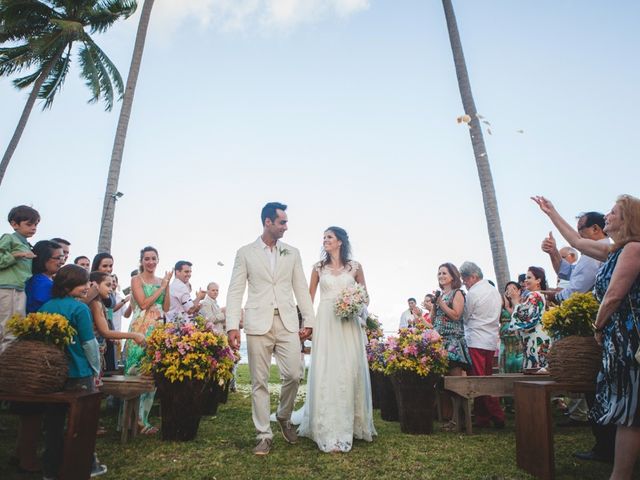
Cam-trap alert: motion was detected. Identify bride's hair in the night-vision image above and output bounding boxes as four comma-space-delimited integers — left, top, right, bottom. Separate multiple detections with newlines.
321, 226, 352, 269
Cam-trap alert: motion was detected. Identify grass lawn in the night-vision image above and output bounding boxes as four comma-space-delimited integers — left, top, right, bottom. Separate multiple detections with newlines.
0, 365, 630, 480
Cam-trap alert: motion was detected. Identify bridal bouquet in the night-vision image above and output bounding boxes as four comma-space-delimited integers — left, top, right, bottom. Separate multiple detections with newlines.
383, 322, 448, 377
141, 316, 238, 384
334, 284, 369, 321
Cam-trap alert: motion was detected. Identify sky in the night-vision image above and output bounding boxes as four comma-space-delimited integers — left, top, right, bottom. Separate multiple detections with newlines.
1, 0, 639, 333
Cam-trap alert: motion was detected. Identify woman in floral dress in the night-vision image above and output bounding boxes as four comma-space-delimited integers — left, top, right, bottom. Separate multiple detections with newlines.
508, 267, 551, 370
124, 246, 171, 434
425, 262, 471, 428
499, 281, 524, 373
534, 194, 640, 479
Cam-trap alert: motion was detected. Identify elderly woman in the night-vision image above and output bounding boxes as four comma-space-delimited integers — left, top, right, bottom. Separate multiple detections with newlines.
534, 194, 640, 480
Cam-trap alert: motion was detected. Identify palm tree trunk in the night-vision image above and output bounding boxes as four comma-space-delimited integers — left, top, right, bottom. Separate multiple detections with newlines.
0, 54, 61, 188
441, 0, 510, 288
97, 0, 155, 253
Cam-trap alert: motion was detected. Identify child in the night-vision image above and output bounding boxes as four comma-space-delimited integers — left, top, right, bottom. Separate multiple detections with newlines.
0, 205, 39, 353
39, 265, 107, 479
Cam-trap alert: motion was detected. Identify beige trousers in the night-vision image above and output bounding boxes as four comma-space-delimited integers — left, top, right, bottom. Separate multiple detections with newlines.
246, 313, 302, 440
0, 288, 26, 354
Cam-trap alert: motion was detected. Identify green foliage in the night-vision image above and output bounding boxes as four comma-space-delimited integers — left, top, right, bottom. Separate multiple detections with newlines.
0, 0, 137, 110
542, 292, 600, 338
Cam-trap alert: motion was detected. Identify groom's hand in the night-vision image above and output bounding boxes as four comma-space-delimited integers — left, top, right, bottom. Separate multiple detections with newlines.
227, 329, 241, 350
299, 327, 312, 341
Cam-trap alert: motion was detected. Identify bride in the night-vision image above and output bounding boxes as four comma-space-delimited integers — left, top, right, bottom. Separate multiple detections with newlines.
297, 226, 377, 452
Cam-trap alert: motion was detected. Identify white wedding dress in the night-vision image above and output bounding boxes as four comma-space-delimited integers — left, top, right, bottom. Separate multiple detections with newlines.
296, 261, 377, 452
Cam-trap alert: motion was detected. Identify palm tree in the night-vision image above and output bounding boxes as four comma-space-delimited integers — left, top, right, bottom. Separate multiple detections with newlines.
97, 0, 154, 253
441, 0, 511, 288
0, 0, 138, 188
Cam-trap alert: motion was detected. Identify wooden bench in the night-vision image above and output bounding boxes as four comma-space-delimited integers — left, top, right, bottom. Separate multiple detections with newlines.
514, 380, 595, 480
0, 390, 101, 480
100, 375, 155, 443
443, 373, 550, 434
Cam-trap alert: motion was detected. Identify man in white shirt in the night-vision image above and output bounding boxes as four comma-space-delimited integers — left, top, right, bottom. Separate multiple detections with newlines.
399, 298, 421, 329
460, 261, 504, 428
168, 260, 205, 321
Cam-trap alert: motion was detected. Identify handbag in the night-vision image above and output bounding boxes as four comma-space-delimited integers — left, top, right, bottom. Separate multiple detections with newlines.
629, 296, 640, 364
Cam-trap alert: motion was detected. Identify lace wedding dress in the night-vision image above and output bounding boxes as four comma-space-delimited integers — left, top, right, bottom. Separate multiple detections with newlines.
297, 261, 376, 452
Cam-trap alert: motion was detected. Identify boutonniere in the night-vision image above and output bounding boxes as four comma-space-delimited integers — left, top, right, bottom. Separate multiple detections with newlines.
279, 247, 290, 257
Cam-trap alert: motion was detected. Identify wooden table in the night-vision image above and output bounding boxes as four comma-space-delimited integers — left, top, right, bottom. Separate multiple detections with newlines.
514, 380, 595, 480
443, 373, 549, 434
100, 375, 155, 443
0, 390, 101, 480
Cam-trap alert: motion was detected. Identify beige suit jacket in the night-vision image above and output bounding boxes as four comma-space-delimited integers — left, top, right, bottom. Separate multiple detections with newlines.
226, 238, 315, 335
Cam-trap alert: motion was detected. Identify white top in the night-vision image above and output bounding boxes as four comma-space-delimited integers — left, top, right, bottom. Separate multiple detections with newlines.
260, 237, 278, 274
399, 309, 415, 329
112, 290, 125, 331
168, 278, 193, 321
463, 279, 502, 351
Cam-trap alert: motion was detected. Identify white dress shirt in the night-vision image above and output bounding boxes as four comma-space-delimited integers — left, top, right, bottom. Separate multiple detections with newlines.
168, 278, 194, 321
463, 279, 502, 351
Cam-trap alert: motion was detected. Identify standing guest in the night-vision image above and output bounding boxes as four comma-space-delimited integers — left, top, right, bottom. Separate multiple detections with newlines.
399, 297, 422, 329
541, 212, 609, 304
425, 262, 471, 429
25, 241, 65, 313
124, 246, 172, 435
111, 274, 129, 332
73, 256, 91, 271
0, 205, 38, 353
200, 282, 226, 333
50, 238, 70, 265
557, 247, 578, 288
39, 265, 106, 478
508, 267, 551, 370
12, 240, 63, 473
460, 261, 505, 429
517, 273, 529, 298
421, 294, 435, 324
91, 253, 117, 370
499, 281, 524, 373
167, 261, 206, 321
534, 196, 640, 475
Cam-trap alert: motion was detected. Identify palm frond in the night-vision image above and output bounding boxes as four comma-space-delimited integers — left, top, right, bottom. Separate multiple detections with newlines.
0, 43, 38, 76
78, 40, 102, 103
12, 68, 40, 89
39, 47, 71, 108
0, 0, 57, 42
87, 0, 137, 34
81, 33, 123, 108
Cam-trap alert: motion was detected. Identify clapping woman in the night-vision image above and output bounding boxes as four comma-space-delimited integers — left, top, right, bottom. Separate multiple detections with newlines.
534, 194, 640, 479
124, 246, 171, 435
508, 267, 551, 370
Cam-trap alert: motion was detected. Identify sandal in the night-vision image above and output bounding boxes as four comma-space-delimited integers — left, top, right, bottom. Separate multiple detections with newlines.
441, 420, 457, 432
139, 425, 159, 435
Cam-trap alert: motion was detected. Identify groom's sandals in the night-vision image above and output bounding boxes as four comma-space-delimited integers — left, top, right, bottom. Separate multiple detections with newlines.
276, 417, 298, 444
253, 438, 273, 456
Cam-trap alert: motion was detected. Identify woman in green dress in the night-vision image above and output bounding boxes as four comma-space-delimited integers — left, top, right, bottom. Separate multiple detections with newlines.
499, 281, 524, 373
124, 246, 172, 434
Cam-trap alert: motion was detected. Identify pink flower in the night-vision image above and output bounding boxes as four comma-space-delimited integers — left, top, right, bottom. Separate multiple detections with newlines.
403, 345, 418, 356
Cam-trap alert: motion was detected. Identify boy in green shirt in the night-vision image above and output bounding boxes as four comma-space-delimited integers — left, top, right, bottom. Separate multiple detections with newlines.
0, 205, 39, 353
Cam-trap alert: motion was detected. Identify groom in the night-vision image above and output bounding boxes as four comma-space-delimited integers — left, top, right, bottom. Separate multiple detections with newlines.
226, 202, 315, 455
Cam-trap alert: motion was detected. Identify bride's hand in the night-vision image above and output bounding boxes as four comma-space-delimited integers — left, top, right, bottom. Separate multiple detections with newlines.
299, 327, 312, 341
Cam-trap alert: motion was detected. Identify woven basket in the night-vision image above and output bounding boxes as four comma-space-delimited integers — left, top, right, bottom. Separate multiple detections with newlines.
547, 335, 602, 385
0, 340, 68, 394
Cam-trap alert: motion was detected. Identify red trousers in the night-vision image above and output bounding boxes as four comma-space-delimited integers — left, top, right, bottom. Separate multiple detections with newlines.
469, 347, 505, 425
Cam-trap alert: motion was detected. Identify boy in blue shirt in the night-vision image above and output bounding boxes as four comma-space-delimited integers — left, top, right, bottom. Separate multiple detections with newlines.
0, 205, 39, 353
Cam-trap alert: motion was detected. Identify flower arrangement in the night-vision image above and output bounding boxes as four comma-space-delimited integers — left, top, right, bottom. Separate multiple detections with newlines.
365, 313, 383, 343
7, 312, 76, 347
334, 284, 369, 321
383, 322, 448, 377
542, 292, 600, 339
141, 316, 238, 384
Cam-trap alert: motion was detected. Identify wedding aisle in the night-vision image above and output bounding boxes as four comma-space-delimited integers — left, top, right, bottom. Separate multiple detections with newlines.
0, 364, 626, 480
